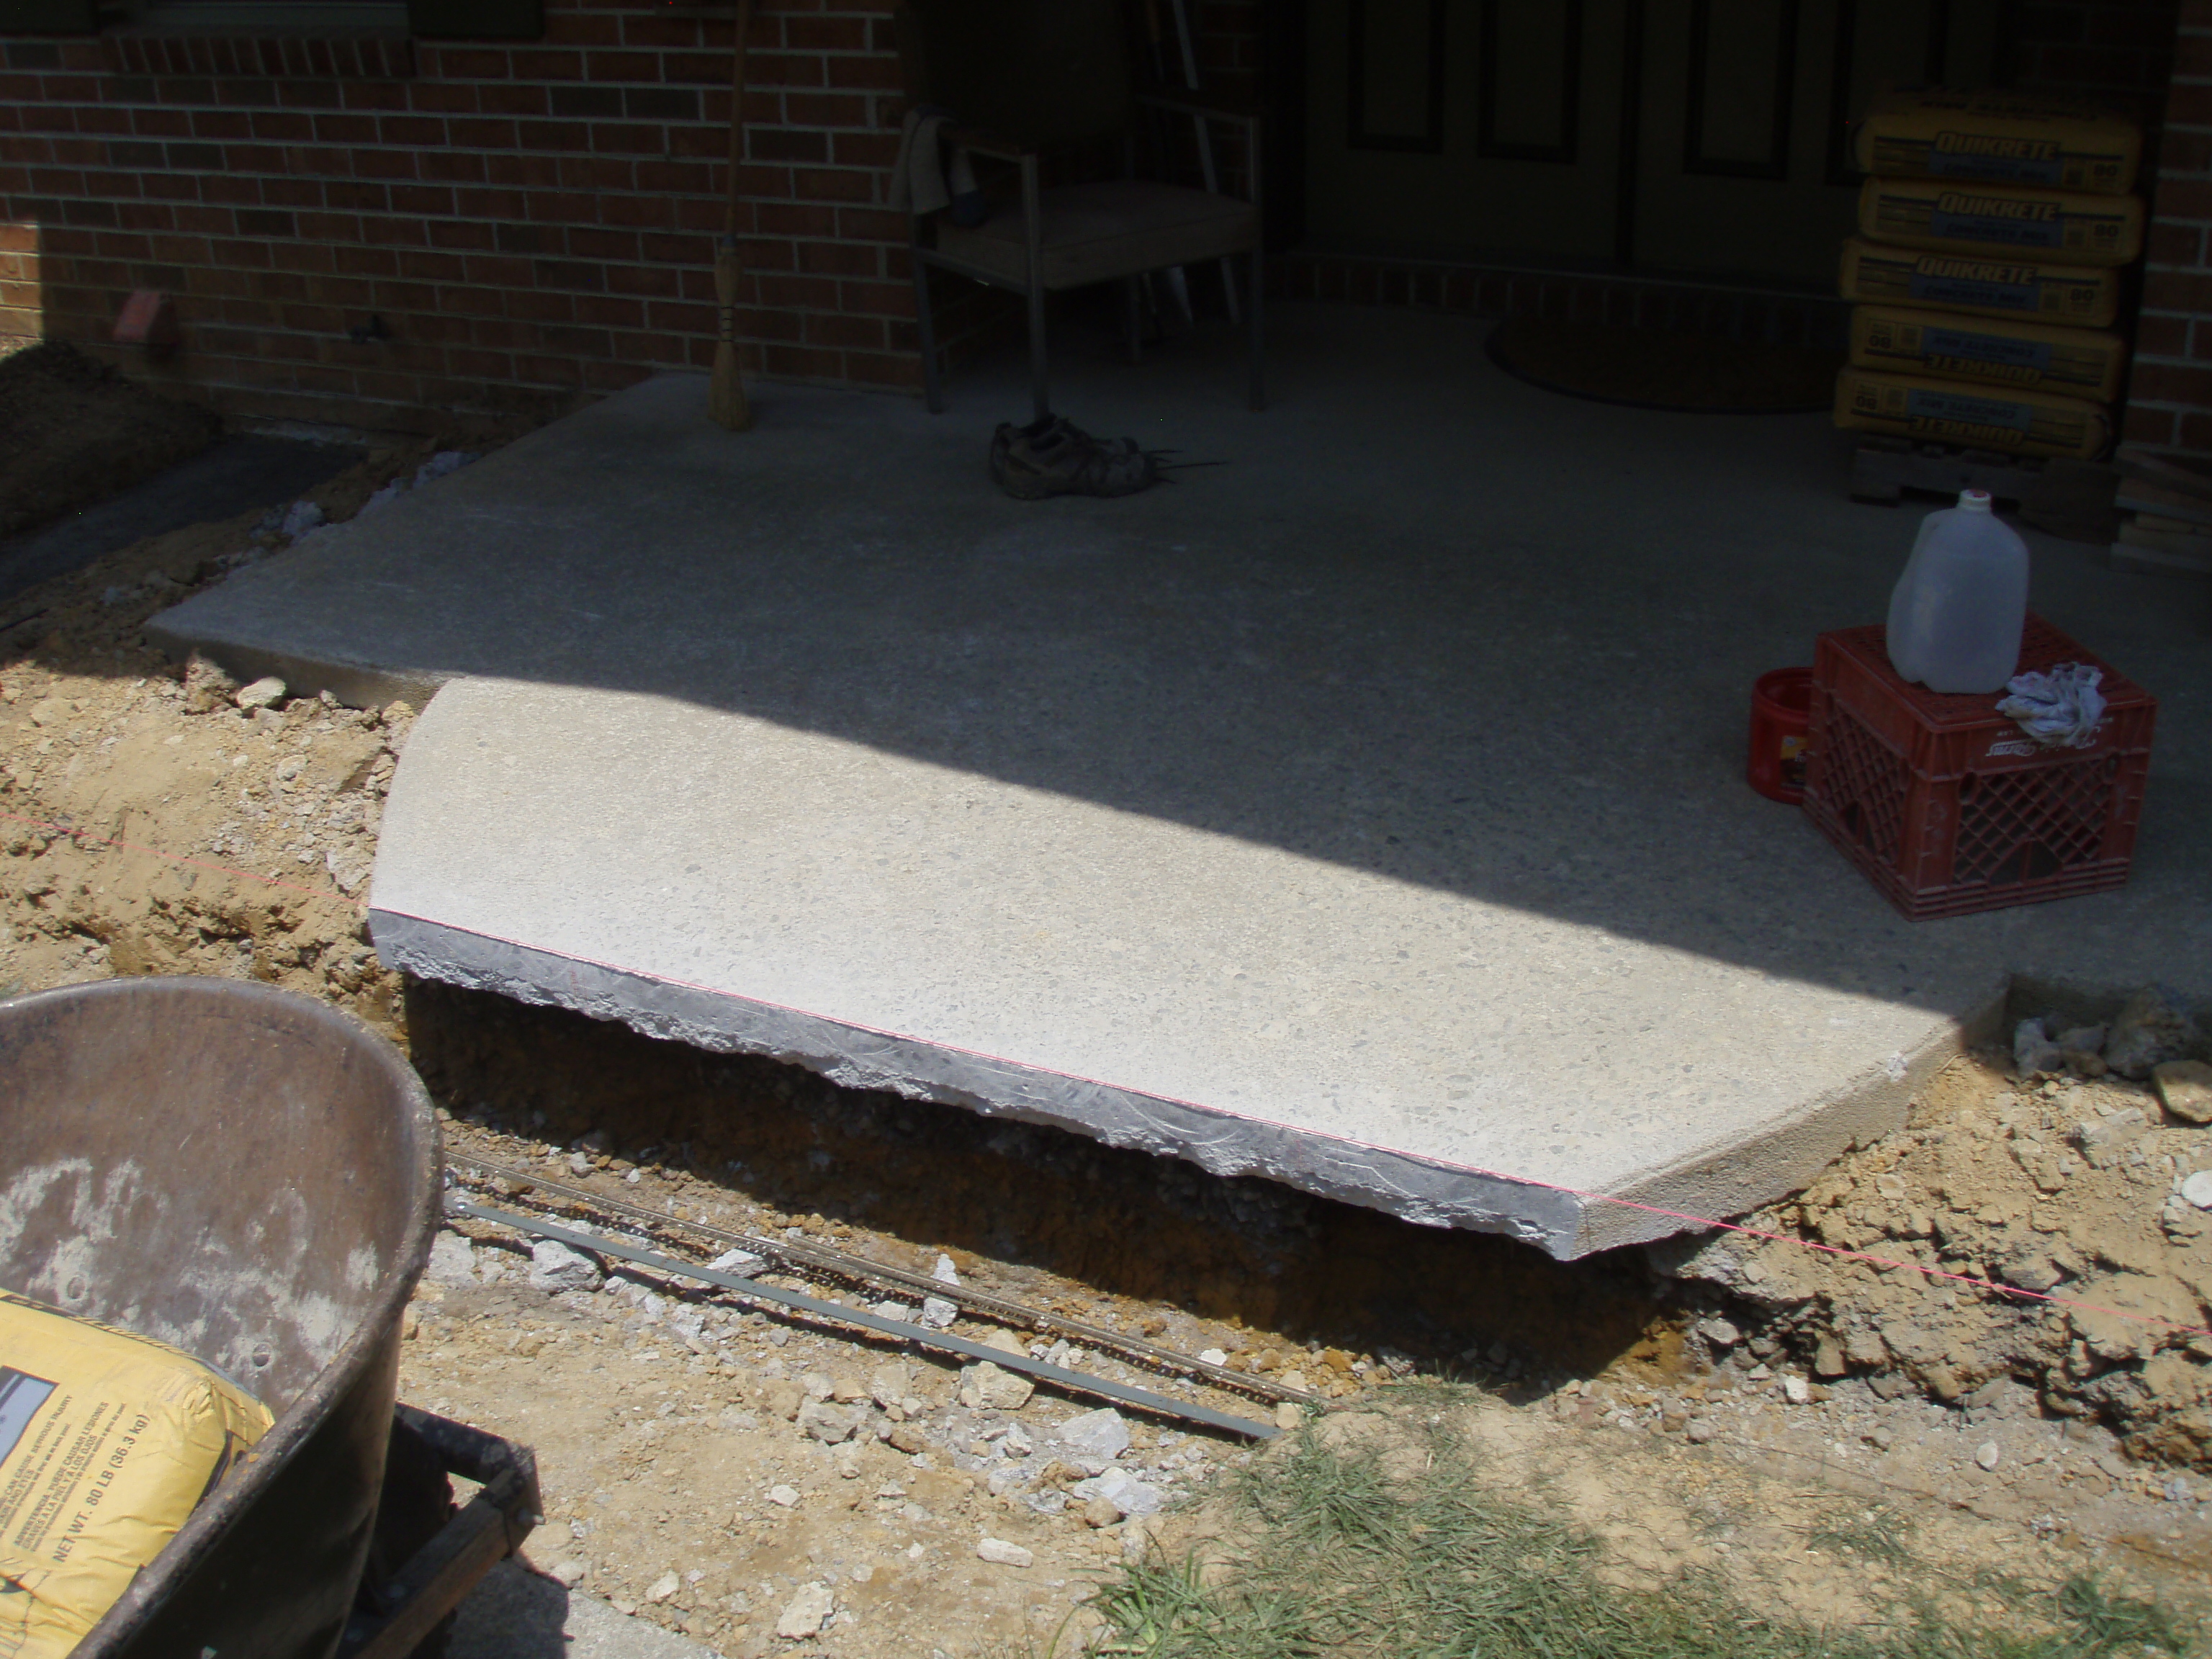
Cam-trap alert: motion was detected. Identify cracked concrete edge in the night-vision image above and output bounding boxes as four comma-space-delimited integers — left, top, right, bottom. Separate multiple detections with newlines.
367, 909, 1596, 1256
368, 907, 2027, 1262
143, 611, 444, 711
1576, 981, 2011, 1257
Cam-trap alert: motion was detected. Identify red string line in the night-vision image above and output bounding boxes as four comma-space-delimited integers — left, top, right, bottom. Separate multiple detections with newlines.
0, 807, 349, 902
378, 905, 2212, 1345
10, 809, 2203, 1345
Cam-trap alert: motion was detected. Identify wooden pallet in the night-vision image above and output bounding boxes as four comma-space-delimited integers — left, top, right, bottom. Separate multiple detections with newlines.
2110, 448, 2212, 577
1848, 436, 2048, 508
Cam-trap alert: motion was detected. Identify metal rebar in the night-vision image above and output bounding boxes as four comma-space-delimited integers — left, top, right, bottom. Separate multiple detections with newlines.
449, 1197, 1285, 1441
445, 1153, 1329, 1407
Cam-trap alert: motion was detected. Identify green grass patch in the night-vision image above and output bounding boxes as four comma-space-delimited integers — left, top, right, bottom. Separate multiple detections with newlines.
1086, 1411, 2203, 1659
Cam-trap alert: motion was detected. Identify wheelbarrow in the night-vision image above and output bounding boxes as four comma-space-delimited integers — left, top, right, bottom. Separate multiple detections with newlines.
0, 977, 539, 1659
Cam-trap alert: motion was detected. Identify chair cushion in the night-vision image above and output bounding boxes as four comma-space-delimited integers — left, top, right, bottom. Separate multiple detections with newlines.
935, 180, 1259, 291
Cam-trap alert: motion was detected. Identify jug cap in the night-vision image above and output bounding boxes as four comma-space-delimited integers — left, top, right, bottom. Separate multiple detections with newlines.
1956, 488, 1994, 513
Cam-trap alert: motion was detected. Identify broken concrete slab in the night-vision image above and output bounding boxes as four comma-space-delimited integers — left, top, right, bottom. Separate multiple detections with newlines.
149, 306, 2212, 1256
366, 670, 1971, 1256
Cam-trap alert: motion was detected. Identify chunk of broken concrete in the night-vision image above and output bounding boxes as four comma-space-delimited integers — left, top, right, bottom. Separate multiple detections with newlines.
1070, 1465, 1162, 1516
426, 1231, 475, 1286
2075, 1107, 2149, 1165
527, 1238, 602, 1293
797, 1398, 870, 1444
959, 1361, 1033, 1411
1053, 1408, 1131, 1460
775, 1581, 835, 1638
234, 675, 287, 710
976, 1537, 1033, 1567
2105, 984, 2205, 1081
2056, 1024, 2107, 1056
2152, 1060, 2212, 1125
2013, 1018, 2064, 1076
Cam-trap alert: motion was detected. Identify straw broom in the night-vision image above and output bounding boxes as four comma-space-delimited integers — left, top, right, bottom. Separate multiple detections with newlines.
710, 0, 755, 431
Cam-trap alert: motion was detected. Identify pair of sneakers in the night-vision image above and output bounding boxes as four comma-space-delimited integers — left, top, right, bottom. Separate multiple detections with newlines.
989, 414, 1163, 499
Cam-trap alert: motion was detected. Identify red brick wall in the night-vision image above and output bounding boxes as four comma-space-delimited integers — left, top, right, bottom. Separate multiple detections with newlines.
0, 0, 926, 431
0, 213, 35, 343
2013, 0, 2181, 128
2127, 0, 2212, 462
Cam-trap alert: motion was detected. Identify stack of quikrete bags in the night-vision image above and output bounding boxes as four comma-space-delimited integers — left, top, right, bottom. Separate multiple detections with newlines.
1835, 90, 2143, 461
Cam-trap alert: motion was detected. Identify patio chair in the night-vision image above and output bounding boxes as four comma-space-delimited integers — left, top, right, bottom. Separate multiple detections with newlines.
896, 0, 1264, 421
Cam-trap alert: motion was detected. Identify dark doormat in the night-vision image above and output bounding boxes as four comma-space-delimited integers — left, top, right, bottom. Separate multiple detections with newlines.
1487, 315, 1843, 413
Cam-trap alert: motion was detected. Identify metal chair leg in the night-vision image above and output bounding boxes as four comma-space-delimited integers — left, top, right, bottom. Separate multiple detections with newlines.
1028, 283, 1051, 426
914, 256, 945, 414
1247, 245, 1264, 411
1021, 156, 1049, 425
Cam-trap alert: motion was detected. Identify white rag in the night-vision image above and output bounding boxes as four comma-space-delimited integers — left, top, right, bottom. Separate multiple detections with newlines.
889, 107, 978, 217
1997, 662, 2106, 748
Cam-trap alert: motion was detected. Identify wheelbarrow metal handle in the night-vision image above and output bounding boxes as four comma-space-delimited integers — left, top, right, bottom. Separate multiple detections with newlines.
334, 1411, 541, 1659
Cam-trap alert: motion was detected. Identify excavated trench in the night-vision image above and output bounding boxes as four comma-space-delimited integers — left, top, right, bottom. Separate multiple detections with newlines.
405, 979, 1698, 1388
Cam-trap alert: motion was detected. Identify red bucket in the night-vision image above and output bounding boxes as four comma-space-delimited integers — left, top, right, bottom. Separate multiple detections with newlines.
1748, 667, 1812, 804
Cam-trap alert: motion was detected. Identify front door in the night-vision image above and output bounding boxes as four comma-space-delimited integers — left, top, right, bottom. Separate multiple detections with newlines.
1305, 0, 2002, 286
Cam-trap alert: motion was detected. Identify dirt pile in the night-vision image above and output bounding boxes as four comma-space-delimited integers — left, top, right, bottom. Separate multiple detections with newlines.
1655, 1035, 2212, 1473
0, 430, 517, 1028
0, 342, 223, 539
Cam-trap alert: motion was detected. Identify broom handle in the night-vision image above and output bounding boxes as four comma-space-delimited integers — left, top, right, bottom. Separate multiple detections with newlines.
726, 0, 752, 243
711, 0, 756, 431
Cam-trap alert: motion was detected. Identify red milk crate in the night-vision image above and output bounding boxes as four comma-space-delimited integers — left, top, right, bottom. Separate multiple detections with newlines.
1802, 615, 2157, 920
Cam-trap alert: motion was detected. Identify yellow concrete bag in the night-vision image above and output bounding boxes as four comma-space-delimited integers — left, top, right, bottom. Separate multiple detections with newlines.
1855, 89, 2141, 195
0, 1292, 271, 1658
1833, 367, 2111, 460
1859, 179, 2143, 267
1838, 237, 2120, 328
1848, 305, 2127, 400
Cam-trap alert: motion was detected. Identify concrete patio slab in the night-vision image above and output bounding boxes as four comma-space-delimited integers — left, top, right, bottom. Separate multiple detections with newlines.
149, 305, 2212, 1256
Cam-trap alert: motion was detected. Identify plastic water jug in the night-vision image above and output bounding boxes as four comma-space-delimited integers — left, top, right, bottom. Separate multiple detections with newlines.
1884, 489, 2029, 694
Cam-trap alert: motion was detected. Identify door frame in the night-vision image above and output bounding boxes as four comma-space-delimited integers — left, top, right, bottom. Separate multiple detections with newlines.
1264, 0, 2033, 273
